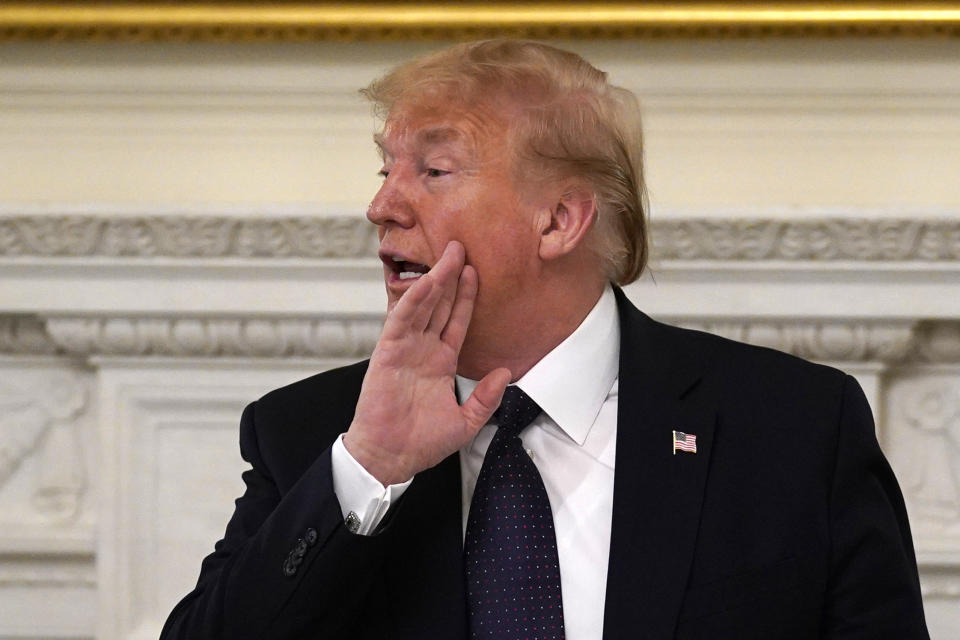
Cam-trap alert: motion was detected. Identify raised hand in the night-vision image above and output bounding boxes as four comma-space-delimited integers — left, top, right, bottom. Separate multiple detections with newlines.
343, 241, 512, 486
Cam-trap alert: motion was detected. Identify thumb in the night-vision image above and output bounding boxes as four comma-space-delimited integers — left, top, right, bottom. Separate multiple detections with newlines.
461, 367, 512, 434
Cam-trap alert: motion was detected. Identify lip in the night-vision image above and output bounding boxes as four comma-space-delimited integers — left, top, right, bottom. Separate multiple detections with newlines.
378, 247, 432, 292
384, 268, 421, 294
378, 247, 413, 265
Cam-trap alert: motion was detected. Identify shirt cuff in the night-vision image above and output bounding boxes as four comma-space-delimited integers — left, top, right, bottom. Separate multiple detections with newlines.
330, 434, 413, 535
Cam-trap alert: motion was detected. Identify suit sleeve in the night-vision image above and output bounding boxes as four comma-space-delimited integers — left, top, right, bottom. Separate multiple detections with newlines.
159, 401, 394, 640
821, 375, 929, 639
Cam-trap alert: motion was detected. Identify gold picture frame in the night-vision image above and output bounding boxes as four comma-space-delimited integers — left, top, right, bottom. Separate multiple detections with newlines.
2, 2, 960, 42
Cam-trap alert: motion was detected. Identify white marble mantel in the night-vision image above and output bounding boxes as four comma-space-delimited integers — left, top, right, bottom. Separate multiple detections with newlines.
1, 208, 959, 639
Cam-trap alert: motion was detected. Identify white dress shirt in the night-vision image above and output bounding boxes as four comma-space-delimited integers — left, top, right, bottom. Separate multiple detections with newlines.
331, 285, 620, 639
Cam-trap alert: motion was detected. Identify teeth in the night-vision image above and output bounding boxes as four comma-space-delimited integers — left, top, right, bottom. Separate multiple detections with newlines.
398, 272, 421, 280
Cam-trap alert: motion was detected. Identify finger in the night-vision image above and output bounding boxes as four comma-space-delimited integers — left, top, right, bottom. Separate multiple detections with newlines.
409, 242, 461, 333
380, 267, 436, 340
427, 241, 465, 292
461, 367, 512, 434
427, 243, 465, 335
440, 263, 477, 351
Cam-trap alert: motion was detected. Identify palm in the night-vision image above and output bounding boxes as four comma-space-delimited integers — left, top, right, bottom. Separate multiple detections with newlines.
345, 242, 511, 486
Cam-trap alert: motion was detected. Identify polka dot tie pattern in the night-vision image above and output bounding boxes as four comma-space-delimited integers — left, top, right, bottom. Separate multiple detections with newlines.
464, 386, 566, 640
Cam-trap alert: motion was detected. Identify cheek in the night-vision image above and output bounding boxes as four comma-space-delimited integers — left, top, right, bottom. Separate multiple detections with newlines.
423, 205, 467, 257
420, 190, 479, 247
468, 224, 533, 284
430, 188, 532, 274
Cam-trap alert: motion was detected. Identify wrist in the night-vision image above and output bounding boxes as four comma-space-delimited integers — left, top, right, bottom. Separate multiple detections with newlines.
342, 430, 414, 486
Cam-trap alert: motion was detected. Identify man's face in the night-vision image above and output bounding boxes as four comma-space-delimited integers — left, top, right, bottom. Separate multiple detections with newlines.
367, 99, 543, 316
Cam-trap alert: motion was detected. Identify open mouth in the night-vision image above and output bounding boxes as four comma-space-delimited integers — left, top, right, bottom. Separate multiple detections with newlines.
384, 255, 431, 281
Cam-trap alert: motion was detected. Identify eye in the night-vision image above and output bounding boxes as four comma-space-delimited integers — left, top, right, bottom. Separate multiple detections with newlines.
377, 169, 389, 178
426, 168, 450, 178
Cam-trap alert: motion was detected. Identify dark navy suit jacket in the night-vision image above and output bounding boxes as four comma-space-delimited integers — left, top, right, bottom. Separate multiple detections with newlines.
161, 289, 928, 639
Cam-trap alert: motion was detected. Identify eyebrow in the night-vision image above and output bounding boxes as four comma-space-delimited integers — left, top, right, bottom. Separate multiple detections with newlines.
373, 132, 386, 156
415, 126, 462, 147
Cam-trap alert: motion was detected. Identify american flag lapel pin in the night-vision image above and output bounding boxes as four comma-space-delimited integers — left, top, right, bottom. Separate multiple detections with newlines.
673, 430, 697, 455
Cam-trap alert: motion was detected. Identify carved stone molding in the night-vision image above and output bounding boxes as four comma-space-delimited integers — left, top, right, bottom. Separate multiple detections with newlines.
674, 320, 918, 363
2, 214, 960, 262
652, 219, 960, 262
919, 574, 960, 599
2, 314, 960, 365
44, 316, 383, 359
0, 559, 96, 588
0, 214, 379, 259
0, 316, 57, 355
915, 322, 960, 363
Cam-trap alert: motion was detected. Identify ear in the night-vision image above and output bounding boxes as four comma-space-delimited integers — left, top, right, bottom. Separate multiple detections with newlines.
537, 184, 598, 262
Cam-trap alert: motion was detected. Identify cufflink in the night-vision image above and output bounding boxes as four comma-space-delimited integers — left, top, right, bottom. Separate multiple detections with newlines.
345, 511, 361, 534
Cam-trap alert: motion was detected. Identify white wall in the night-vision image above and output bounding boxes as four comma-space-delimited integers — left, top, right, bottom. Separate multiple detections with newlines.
0, 38, 958, 639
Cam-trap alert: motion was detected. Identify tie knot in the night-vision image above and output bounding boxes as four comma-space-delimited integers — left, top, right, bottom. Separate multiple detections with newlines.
494, 386, 542, 436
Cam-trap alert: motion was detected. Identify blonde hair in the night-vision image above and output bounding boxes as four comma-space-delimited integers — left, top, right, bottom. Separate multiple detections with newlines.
362, 39, 648, 285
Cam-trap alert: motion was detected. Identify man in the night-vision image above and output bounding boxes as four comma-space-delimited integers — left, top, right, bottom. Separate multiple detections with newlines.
161, 40, 928, 639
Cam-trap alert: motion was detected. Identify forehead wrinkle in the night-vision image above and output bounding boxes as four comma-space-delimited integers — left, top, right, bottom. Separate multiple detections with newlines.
415, 126, 462, 148
416, 125, 482, 166
374, 123, 468, 160
378, 103, 512, 169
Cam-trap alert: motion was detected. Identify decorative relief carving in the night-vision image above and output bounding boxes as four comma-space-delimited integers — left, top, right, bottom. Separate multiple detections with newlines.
915, 322, 960, 363
233, 217, 378, 258
674, 320, 917, 363
0, 314, 958, 364
0, 215, 380, 259
891, 378, 960, 539
653, 219, 960, 261
0, 316, 58, 354
0, 372, 88, 521
44, 317, 383, 359
3, 215, 960, 262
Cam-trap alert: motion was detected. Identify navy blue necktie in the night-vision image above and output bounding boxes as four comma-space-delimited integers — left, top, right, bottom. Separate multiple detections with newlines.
464, 386, 566, 640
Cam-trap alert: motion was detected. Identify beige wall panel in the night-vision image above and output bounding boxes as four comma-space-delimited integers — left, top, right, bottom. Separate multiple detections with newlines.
1, 39, 959, 213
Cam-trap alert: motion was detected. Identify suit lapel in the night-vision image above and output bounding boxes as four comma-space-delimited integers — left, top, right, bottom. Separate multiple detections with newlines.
603, 289, 718, 640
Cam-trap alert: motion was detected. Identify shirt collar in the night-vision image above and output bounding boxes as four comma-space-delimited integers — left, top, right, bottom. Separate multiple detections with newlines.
456, 284, 620, 446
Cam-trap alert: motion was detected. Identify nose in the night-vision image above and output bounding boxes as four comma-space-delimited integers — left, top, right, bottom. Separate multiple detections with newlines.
366, 176, 415, 229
